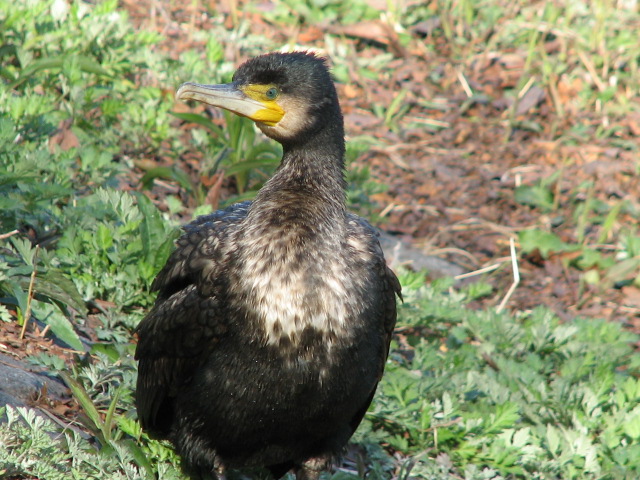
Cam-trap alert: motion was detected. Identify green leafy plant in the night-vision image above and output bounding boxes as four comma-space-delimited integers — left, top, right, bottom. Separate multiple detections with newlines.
361, 271, 640, 479
0, 238, 86, 350
170, 109, 282, 199
260, 0, 379, 26
53, 189, 178, 312
515, 169, 639, 297
0, 404, 182, 480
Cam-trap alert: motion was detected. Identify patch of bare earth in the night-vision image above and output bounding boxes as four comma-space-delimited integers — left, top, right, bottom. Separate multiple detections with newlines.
122, 1, 639, 330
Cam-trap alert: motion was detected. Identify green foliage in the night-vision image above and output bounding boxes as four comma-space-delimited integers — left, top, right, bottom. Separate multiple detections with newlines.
515, 172, 640, 291
53, 189, 178, 311
360, 272, 640, 479
345, 136, 390, 221
0, 0, 163, 236
171, 109, 282, 198
0, 0, 177, 152
5, 267, 637, 479
514, 184, 555, 212
0, 238, 86, 350
0, 0, 182, 338
372, 89, 412, 133
0, 6, 204, 476
0, 404, 182, 480
0, 187, 176, 352
0, 337, 184, 479
518, 229, 572, 259
260, 0, 379, 26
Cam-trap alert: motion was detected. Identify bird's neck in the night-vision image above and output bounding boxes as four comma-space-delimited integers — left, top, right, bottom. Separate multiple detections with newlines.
238, 122, 352, 348
253, 122, 347, 220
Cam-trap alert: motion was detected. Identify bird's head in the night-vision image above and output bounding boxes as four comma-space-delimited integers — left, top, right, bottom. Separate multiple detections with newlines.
176, 51, 341, 146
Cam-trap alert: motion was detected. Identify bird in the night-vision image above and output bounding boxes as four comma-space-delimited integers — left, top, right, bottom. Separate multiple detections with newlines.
134, 51, 401, 480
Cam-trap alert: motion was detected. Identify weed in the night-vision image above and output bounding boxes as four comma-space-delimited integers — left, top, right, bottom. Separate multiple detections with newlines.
362, 272, 640, 478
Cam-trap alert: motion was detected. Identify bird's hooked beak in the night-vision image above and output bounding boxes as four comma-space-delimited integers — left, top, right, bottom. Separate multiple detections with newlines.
176, 82, 285, 127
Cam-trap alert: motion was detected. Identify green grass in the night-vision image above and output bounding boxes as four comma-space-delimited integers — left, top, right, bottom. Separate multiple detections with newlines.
1, 0, 639, 479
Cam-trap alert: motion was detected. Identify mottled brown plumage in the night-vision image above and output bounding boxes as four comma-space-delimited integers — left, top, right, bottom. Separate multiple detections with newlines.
135, 51, 401, 480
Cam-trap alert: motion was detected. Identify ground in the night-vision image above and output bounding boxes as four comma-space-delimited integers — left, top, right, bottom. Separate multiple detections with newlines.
1, 0, 639, 452
122, 0, 640, 329
4, 0, 640, 364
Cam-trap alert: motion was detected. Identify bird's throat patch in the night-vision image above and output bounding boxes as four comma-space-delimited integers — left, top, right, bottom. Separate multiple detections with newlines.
251, 106, 284, 126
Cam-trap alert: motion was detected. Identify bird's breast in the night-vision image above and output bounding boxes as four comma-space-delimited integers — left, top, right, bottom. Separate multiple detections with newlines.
231, 227, 364, 349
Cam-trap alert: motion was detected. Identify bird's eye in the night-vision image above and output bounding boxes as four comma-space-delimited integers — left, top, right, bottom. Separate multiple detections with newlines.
265, 87, 279, 100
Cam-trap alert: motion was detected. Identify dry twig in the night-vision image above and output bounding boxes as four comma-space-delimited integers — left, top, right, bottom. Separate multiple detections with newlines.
0, 229, 20, 240
20, 245, 40, 340
496, 237, 519, 313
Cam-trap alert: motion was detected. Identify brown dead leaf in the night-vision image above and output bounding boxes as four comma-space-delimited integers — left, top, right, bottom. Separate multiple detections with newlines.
453, 124, 473, 145
173, 99, 192, 113
342, 84, 360, 100
531, 140, 558, 152
557, 75, 583, 105
298, 25, 323, 43
516, 85, 546, 115
622, 286, 640, 309
48, 120, 79, 153
496, 52, 526, 70
204, 172, 225, 211
51, 401, 74, 417
331, 21, 406, 57
412, 18, 442, 37
472, 51, 525, 89
626, 112, 640, 136
333, 21, 390, 44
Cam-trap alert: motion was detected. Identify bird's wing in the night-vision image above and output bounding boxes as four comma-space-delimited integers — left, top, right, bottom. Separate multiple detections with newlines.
345, 215, 402, 432
150, 201, 251, 299
134, 201, 251, 435
346, 213, 402, 351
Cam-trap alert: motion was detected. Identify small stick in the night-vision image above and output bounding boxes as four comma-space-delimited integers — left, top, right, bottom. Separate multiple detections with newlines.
496, 238, 519, 313
456, 68, 473, 98
20, 244, 40, 339
0, 229, 20, 240
378, 202, 396, 218
454, 262, 502, 280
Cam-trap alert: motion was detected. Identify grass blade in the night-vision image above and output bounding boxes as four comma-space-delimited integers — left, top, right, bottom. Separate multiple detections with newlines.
59, 371, 104, 435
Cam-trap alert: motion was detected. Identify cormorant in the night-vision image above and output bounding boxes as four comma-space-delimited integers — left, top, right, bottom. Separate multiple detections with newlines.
135, 51, 401, 480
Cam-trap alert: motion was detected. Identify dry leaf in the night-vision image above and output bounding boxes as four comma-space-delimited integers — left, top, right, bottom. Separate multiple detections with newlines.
48, 120, 79, 153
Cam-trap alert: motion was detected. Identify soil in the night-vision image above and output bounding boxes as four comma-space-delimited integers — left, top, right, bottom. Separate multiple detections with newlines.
116, 0, 639, 327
